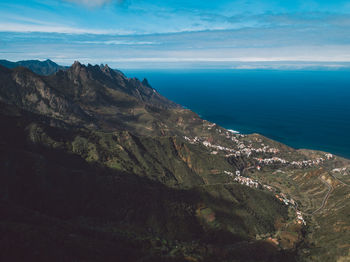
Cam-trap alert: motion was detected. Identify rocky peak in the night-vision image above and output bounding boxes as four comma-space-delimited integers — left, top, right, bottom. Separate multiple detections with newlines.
49, 61, 178, 108
102, 64, 111, 71
68, 61, 89, 80
101, 64, 118, 78
71, 61, 83, 70
142, 78, 151, 88
44, 59, 55, 65
87, 63, 102, 72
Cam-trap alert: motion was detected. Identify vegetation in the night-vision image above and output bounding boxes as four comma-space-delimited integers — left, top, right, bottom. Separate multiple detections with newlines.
0, 61, 349, 261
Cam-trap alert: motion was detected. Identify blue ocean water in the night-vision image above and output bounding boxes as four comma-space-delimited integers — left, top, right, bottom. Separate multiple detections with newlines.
124, 69, 350, 159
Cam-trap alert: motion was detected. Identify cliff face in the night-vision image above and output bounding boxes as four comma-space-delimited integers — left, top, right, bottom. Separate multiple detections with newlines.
0, 61, 350, 262
0, 65, 90, 125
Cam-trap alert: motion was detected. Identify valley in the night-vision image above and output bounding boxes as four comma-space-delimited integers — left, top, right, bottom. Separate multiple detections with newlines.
0, 60, 349, 261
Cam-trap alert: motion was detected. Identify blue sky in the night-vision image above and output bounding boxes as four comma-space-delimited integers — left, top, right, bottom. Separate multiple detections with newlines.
1, 0, 350, 68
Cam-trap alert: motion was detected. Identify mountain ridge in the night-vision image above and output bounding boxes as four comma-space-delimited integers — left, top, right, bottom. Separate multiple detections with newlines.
0, 59, 66, 76
0, 60, 350, 261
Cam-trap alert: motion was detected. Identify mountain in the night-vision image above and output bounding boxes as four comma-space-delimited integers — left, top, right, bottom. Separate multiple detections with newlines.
0, 59, 66, 75
0, 61, 350, 262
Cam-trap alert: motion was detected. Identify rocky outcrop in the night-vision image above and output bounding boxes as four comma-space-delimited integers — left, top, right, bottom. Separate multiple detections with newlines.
0, 62, 180, 130
1, 60, 350, 262
0, 65, 90, 125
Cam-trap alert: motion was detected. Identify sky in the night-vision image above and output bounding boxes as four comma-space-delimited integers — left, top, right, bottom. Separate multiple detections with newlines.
1, 0, 350, 68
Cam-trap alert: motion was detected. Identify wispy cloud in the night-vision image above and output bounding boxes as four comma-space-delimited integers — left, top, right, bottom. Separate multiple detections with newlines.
2, 0, 350, 68
79, 40, 159, 45
63, 0, 114, 8
0, 22, 133, 35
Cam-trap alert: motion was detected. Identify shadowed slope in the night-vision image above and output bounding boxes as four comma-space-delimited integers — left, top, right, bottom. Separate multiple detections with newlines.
0, 102, 294, 262
0, 61, 349, 261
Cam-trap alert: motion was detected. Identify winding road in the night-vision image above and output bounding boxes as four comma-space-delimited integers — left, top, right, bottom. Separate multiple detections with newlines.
307, 175, 333, 215
203, 167, 349, 217
329, 172, 350, 187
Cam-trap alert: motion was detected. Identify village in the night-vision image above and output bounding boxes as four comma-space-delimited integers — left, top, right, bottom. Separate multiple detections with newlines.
183, 133, 280, 159
224, 170, 260, 188
184, 124, 332, 227
332, 166, 349, 175
255, 154, 333, 168
184, 128, 334, 171
223, 170, 307, 225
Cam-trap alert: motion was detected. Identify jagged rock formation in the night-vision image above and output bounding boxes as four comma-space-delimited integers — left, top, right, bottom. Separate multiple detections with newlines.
0, 61, 350, 262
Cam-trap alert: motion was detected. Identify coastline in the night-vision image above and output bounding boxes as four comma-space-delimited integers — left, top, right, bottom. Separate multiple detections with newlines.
123, 70, 350, 160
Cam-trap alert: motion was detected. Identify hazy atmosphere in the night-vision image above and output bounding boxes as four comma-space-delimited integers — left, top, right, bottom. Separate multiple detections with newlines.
1, 1, 350, 262
2, 0, 350, 68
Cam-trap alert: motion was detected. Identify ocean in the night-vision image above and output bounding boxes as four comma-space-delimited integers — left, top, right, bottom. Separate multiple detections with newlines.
124, 69, 350, 159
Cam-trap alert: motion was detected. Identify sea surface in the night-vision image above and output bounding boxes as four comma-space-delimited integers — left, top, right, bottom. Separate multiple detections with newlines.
124, 69, 350, 159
